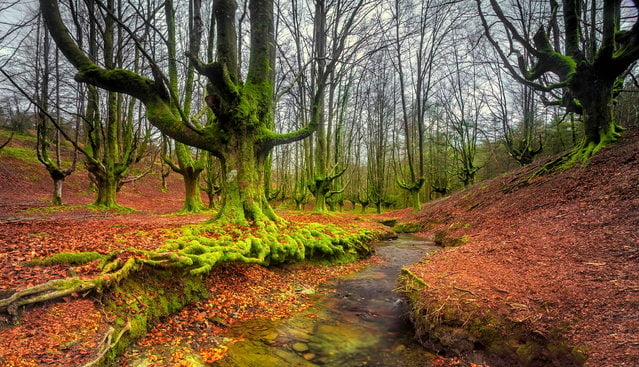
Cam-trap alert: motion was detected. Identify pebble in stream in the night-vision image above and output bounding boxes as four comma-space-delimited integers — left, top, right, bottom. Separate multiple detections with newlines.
215, 236, 440, 367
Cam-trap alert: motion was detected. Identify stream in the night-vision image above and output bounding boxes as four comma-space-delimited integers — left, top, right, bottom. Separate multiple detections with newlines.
215, 235, 440, 367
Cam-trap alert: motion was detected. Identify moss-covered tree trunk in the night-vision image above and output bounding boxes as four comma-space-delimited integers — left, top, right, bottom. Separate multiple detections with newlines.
162, 0, 207, 213
91, 166, 120, 208
164, 142, 206, 212
359, 200, 369, 214
409, 189, 420, 212
478, 0, 639, 166
574, 71, 621, 158
182, 168, 204, 212
375, 201, 382, 214
214, 134, 276, 224
40, 0, 318, 224
52, 175, 64, 206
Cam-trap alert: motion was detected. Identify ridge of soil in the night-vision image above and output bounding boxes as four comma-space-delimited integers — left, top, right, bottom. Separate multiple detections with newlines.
382, 129, 639, 366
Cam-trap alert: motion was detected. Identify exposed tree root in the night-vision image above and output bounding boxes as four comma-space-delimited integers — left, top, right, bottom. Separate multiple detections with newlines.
0, 220, 380, 314
82, 321, 131, 367
0, 279, 95, 315
531, 124, 624, 180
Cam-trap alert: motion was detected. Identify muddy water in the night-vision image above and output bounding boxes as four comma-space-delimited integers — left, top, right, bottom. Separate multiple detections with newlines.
216, 235, 439, 367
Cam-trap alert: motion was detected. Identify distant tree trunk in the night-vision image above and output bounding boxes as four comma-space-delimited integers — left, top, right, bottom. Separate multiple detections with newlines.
163, 0, 206, 213
35, 20, 77, 205
53, 176, 64, 205
182, 167, 204, 212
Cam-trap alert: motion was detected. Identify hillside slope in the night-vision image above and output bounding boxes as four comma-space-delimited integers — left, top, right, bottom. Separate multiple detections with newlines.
388, 130, 638, 366
0, 130, 191, 215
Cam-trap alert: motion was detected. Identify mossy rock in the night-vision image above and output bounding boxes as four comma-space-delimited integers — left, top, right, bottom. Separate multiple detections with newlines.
393, 221, 423, 233
378, 219, 397, 227
433, 231, 468, 247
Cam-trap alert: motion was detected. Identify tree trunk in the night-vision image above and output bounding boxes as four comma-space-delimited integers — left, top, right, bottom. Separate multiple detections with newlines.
217, 135, 276, 225
52, 178, 63, 205
582, 85, 618, 148
93, 174, 119, 208
312, 184, 328, 212
569, 71, 622, 162
182, 169, 204, 212
327, 200, 335, 212
360, 203, 368, 214
410, 188, 421, 212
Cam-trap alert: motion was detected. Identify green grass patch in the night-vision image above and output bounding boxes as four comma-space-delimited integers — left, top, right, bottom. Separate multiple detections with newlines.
87, 203, 136, 214
1, 146, 40, 164
22, 205, 85, 215
0, 129, 36, 142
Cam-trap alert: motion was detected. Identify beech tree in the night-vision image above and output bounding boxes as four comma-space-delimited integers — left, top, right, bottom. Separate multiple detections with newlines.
35, 25, 78, 205
477, 0, 639, 165
391, 0, 456, 211
81, 0, 152, 208
440, 38, 484, 187
40, 0, 319, 224
161, 0, 207, 213
487, 64, 543, 166
305, 0, 367, 212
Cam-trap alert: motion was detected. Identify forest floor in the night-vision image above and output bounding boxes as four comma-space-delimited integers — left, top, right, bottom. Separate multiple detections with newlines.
0, 128, 637, 366
377, 129, 639, 366
0, 131, 403, 366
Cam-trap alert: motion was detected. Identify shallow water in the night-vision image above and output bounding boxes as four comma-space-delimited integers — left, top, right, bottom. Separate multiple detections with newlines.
215, 235, 440, 367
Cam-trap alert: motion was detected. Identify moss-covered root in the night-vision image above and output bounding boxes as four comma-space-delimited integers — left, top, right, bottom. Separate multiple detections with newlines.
2, 221, 381, 315
85, 270, 209, 367
532, 123, 624, 179
0, 255, 139, 315
26, 251, 107, 266
397, 269, 588, 366
0, 278, 96, 315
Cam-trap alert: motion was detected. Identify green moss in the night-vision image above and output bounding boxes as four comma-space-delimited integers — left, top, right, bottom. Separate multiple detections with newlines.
571, 345, 590, 363
433, 231, 468, 247
393, 221, 422, 233
448, 222, 471, 229
1, 146, 42, 164
0, 129, 36, 142
23, 215, 385, 364
87, 203, 135, 213
516, 341, 540, 362
98, 269, 209, 365
27, 251, 106, 266
378, 219, 397, 227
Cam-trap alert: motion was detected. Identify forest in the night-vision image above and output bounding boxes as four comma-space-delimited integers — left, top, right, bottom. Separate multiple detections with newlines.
0, 0, 637, 366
